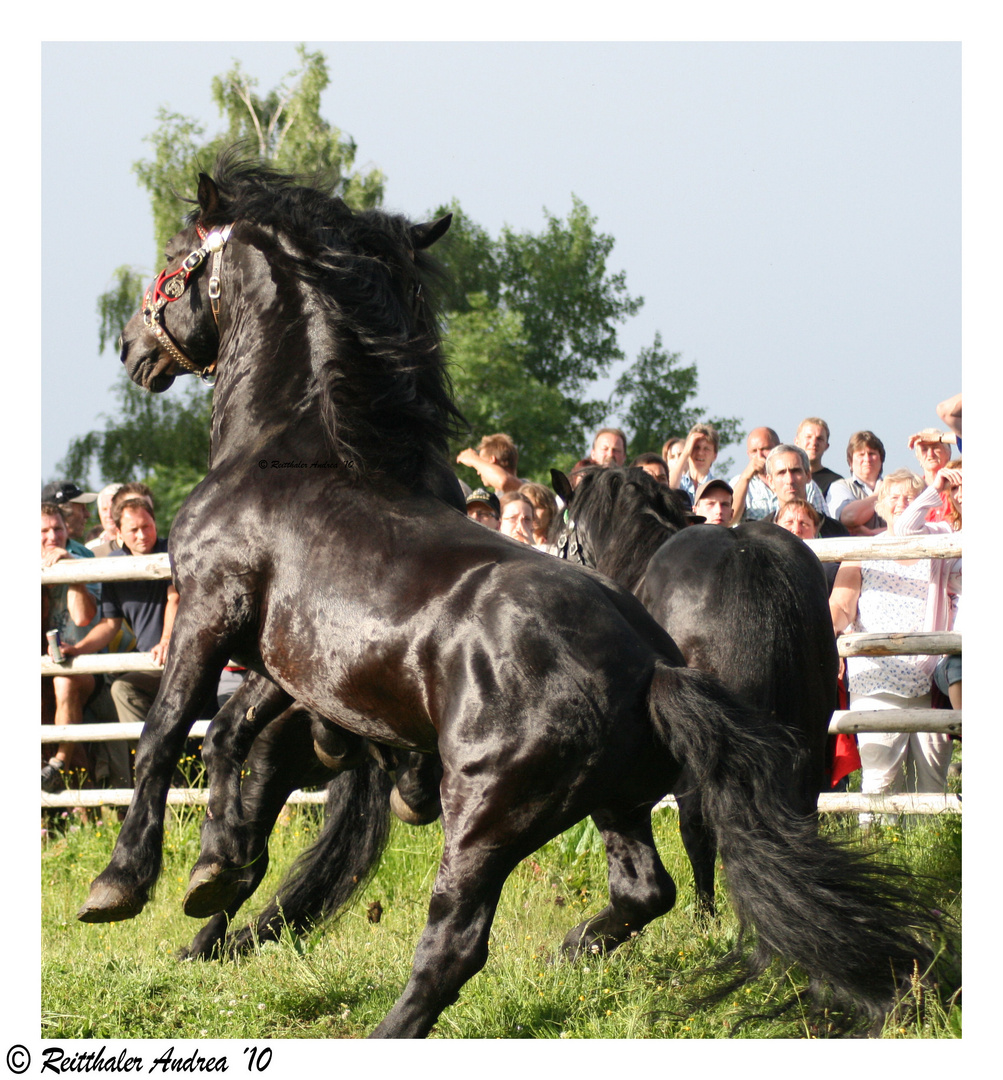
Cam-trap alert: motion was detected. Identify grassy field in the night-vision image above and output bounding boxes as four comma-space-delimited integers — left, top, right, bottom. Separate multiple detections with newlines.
41, 784, 961, 1041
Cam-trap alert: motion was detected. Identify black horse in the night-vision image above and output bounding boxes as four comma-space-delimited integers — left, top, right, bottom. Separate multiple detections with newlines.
80, 157, 937, 1037
553, 465, 837, 914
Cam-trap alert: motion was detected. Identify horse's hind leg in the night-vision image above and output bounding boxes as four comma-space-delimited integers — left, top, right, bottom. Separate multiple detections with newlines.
370, 762, 571, 1039
369, 842, 514, 1037
674, 774, 717, 918
180, 707, 337, 957
561, 805, 677, 959
183, 674, 295, 917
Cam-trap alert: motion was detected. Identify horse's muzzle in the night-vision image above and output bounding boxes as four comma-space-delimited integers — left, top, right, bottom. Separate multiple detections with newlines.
119, 313, 177, 392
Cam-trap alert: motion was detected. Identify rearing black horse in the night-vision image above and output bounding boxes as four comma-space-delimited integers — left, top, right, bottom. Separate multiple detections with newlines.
79, 158, 937, 1037
553, 465, 837, 914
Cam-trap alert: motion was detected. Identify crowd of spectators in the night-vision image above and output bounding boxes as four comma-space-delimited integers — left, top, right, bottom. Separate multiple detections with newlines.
41, 482, 177, 794
456, 396, 962, 814
42, 394, 962, 817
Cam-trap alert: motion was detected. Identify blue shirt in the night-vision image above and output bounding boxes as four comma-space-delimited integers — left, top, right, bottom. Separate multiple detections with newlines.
100, 538, 171, 652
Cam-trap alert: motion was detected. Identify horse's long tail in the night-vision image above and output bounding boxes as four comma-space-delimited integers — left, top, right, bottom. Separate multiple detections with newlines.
648, 661, 941, 1028
227, 757, 393, 953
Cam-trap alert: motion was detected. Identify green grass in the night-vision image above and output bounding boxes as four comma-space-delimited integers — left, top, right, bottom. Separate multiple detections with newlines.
41, 797, 961, 1040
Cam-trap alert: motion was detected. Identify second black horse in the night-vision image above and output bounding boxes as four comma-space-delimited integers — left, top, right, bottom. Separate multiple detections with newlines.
553, 464, 837, 914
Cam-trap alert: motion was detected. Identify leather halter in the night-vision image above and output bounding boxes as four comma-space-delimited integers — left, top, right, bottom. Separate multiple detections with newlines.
141, 222, 234, 386
554, 515, 588, 566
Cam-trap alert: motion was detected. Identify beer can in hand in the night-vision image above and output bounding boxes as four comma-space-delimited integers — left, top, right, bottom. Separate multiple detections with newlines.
46, 629, 64, 663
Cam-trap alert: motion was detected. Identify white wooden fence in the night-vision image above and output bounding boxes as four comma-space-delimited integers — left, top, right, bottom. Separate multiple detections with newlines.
42, 535, 961, 813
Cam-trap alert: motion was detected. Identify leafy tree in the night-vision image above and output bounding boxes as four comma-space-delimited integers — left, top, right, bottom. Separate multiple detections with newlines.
447, 296, 594, 484
611, 332, 743, 462
498, 196, 643, 393
437, 202, 737, 478
428, 201, 502, 315
59, 376, 212, 533
436, 196, 642, 396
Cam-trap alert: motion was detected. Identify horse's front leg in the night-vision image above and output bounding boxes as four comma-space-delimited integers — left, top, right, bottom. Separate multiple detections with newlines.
182, 673, 294, 918
78, 617, 228, 923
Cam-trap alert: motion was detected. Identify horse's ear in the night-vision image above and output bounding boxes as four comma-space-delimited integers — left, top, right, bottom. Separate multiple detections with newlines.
411, 213, 452, 250
197, 173, 220, 216
550, 469, 575, 506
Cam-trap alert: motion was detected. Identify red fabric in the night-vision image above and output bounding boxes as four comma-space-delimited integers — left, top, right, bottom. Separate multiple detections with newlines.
826, 672, 859, 788
828, 733, 861, 788
926, 491, 952, 523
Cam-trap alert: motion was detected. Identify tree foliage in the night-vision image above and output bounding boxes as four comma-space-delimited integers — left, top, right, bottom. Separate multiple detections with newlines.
438, 199, 642, 482
498, 197, 643, 392
446, 296, 598, 483
438, 203, 737, 482
58, 377, 212, 532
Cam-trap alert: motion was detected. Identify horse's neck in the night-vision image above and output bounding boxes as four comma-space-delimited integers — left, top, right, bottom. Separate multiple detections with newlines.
208, 323, 334, 466
591, 515, 676, 593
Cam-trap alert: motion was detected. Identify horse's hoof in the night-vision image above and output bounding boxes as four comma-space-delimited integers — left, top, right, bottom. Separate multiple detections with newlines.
77, 881, 146, 923
390, 784, 440, 826
312, 738, 352, 773
183, 865, 243, 919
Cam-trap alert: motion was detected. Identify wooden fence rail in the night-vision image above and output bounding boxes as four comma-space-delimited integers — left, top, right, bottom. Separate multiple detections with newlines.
805, 533, 961, 563
40, 534, 962, 588
42, 788, 962, 815
41, 552, 172, 586
42, 533, 961, 813
38, 631, 965, 680
38, 709, 964, 747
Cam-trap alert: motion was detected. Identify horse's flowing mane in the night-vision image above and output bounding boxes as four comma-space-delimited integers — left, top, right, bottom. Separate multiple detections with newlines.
195, 153, 466, 486
565, 466, 690, 591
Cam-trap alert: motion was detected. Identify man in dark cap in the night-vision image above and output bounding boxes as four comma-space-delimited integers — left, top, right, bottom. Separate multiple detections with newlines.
41, 481, 98, 551
465, 488, 501, 530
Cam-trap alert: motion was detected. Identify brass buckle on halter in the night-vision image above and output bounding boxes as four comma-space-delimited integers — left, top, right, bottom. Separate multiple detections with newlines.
182, 249, 207, 273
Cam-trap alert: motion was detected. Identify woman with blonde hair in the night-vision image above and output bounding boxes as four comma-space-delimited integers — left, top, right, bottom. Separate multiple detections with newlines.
498, 491, 537, 546
518, 482, 559, 548
829, 469, 961, 824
